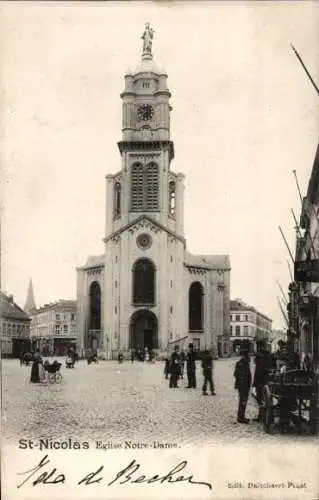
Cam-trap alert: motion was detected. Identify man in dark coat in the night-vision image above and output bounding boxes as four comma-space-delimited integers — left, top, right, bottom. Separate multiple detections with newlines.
253, 340, 274, 421
186, 343, 197, 388
179, 349, 186, 379
234, 349, 251, 424
169, 346, 181, 388
201, 349, 216, 395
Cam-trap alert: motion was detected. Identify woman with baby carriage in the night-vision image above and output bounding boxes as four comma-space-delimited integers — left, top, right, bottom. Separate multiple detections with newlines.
30, 351, 46, 383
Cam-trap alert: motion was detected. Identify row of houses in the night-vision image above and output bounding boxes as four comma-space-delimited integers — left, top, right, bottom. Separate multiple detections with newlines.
1, 287, 272, 357
1, 289, 77, 357
0, 292, 31, 357
287, 143, 319, 372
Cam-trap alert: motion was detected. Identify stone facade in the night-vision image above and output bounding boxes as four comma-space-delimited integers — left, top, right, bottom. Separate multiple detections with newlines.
30, 300, 77, 356
230, 299, 272, 354
76, 31, 231, 358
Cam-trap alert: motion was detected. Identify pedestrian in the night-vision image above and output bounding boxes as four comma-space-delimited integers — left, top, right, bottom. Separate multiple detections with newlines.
169, 346, 180, 388
144, 347, 149, 362
164, 349, 170, 379
30, 350, 44, 383
234, 349, 251, 424
131, 348, 135, 363
201, 349, 216, 396
302, 352, 313, 371
252, 340, 273, 421
186, 343, 196, 388
149, 349, 155, 363
179, 349, 186, 378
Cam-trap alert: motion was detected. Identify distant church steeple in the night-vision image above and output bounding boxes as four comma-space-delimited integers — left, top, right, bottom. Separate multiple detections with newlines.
24, 278, 36, 314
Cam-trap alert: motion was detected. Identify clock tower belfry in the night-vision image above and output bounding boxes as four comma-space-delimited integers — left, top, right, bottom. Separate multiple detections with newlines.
120, 22, 171, 143
77, 25, 231, 360
105, 24, 185, 239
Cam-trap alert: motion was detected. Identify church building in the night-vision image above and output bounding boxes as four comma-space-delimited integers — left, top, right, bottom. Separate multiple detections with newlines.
76, 25, 231, 358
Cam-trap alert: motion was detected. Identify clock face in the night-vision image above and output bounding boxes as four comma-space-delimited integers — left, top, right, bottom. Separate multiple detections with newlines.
136, 104, 154, 121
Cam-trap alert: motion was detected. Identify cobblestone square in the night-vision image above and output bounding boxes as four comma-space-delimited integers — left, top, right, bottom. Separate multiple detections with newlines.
2, 358, 315, 445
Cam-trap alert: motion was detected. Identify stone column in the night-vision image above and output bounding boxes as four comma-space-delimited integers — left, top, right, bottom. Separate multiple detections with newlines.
105, 175, 114, 238
175, 173, 185, 237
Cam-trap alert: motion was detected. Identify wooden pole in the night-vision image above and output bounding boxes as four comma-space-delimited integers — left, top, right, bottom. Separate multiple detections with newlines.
292, 170, 303, 206
278, 226, 295, 263
276, 281, 288, 305
291, 44, 319, 96
291, 208, 303, 238
277, 297, 289, 326
287, 259, 294, 282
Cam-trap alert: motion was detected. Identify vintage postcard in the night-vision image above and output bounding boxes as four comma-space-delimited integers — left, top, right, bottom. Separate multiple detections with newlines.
1, 1, 318, 499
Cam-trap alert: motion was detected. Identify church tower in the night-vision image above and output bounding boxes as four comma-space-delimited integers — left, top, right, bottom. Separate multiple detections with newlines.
24, 278, 36, 315
77, 25, 231, 359
105, 23, 185, 239
103, 24, 186, 353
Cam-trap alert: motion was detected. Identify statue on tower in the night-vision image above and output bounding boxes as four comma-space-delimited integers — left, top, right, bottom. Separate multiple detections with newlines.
141, 23, 154, 56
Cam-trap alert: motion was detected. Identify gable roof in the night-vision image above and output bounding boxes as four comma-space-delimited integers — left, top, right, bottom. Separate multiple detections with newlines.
104, 215, 186, 245
34, 300, 77, 314
1, 292, 31, 321
230, 299, 272, 322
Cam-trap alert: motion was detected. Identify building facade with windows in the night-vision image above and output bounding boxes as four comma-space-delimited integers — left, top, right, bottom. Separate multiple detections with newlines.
30, 300, 77, 355
230, 299, 272, 354
293, 142, 319, 372
1, 292, 31, 357
76, 27, 231, 358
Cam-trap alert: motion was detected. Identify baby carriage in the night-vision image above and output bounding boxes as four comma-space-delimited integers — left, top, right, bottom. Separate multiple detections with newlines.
44, 360, 62, 384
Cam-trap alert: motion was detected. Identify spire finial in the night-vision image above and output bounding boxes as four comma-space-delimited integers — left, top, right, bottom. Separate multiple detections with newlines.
141, 23, 154, 59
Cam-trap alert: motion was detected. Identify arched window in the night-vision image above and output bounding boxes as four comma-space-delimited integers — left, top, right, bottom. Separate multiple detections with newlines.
133, 258, 156, 305
131, 163, 144, 210
131, 162, 159, 211
89, 281, 101, 330
145, 162, 159, 210
169, 181, 176, 216
114, 182, 121, 218
189, 282, 203, 331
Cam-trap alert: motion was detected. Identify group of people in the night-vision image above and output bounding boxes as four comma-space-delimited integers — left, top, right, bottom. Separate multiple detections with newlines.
164, 343, 216, 395
233, 339, 304, 424
130, 347, 156, 363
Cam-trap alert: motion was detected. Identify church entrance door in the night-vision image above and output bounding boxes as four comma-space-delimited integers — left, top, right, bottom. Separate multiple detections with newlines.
130, 310, 158, 350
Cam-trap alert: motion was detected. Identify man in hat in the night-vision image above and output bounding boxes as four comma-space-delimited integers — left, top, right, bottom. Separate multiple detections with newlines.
169, 345, 181, 388
186, 343, 197, 388
201, 349, 216, 396
234, 349, 251, 424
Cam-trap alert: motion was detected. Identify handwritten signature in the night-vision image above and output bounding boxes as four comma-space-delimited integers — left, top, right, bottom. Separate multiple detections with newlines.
17, 454, 212, 490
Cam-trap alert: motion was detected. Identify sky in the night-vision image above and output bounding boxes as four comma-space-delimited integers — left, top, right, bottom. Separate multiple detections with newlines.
1, 1, 318, 329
